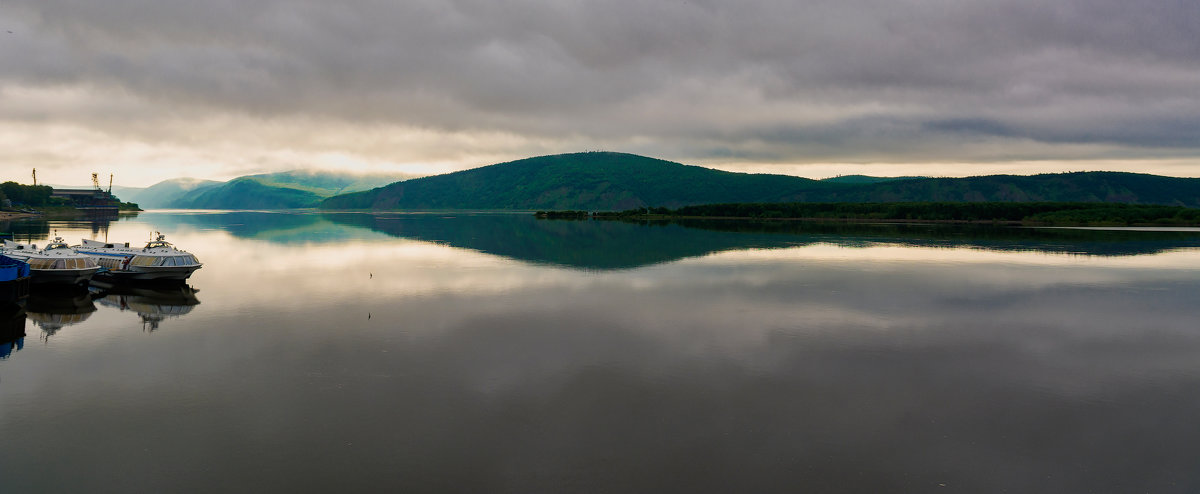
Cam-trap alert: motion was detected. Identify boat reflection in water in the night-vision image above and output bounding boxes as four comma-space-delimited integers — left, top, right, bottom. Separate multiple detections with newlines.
92, 282, 200, 331
0, 302, 27, 360
26, 287, 97, 340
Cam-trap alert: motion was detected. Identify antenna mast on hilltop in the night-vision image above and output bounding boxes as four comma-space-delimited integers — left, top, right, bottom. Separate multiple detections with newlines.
108, 173, 113, 194
32, 168, 37, 186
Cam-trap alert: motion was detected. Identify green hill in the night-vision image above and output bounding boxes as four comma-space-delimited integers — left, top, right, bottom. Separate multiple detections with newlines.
321, 152, 1200, 211
321, 152, 827, 210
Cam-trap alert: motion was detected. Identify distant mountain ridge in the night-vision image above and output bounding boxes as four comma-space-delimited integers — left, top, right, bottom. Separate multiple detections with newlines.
320, 152, 1200, 210
170, 178, 326, 209
117, 171, 415, 209
113, 178, 221, 208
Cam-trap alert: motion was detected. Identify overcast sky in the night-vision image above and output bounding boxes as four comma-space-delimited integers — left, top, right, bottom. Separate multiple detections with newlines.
2, 0, 1198, 186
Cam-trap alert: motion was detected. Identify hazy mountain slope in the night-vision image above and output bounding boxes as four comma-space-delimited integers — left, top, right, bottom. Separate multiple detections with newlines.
112, 178, 221, 208
170, 178, 326, 209
241, 171, 413, 197
321, 152, 826, 210
157, 171, 414, 209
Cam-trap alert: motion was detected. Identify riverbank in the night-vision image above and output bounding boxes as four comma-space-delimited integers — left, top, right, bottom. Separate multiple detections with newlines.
1, 207, 141, 221
561, 202, 1200, 227
587, 214, 1200, 228
0, 211, 39, 221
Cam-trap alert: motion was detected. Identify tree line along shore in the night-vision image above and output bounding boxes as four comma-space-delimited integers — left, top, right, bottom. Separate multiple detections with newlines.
538, 202, 1200, 227
1, 182, 141, 218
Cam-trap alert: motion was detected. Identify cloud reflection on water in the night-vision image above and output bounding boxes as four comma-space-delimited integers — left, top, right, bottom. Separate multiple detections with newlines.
1, 212, 1199, 492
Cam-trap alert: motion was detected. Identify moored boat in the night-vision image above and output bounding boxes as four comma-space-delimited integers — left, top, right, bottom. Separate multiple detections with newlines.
2, 237, 102, 285
75, 233, 202, 281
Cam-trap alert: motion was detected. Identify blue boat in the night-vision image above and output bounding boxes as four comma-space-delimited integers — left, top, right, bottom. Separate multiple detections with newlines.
0, 254, 32, 304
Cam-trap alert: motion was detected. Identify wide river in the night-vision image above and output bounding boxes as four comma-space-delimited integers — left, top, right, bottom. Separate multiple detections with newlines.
2, 211, 1200, 493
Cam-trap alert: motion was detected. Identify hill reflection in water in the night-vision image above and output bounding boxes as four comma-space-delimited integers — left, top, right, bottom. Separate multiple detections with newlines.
318, 212, 1200, 269
120, 210, 1200, 270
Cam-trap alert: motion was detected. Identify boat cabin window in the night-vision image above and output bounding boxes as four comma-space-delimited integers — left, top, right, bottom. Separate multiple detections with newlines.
131, 256, 158, 267
29, 258, 94, 270
29, 259, 54, 269
155, 255, 198, 266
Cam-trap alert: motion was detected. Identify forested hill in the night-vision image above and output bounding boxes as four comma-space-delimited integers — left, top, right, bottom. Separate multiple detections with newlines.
320, 152, 1200, 210
320, 152, 825, 210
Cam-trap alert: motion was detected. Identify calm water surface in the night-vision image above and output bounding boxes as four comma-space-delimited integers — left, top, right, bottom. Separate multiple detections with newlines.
2, 211, 1200, 493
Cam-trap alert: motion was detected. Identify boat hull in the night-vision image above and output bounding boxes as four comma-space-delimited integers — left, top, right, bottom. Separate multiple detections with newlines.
29, 266, 102, 285
94, 265, 201, 281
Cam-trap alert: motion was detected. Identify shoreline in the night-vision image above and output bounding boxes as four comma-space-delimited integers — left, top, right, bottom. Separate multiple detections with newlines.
0, 211, 39, 221
584, 214, 1200, 228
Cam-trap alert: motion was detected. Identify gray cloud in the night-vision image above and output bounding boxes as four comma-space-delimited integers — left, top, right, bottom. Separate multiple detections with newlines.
2, 0, 1199, 172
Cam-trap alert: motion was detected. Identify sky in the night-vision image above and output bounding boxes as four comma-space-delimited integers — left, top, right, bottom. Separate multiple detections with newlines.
2, 0, 1198, 187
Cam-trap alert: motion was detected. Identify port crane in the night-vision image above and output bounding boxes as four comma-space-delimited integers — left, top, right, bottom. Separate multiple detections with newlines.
89, 173, 114, 193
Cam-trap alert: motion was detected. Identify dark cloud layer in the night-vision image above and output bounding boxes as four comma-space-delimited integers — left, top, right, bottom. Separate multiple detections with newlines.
2, 0, 1198, 166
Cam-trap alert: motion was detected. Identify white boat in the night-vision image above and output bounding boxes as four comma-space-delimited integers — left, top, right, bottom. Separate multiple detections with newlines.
75, 233, 202, 281
1, 237, 102, 285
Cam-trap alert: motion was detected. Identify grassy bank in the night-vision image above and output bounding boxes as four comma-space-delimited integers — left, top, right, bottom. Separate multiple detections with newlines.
4, 204, 142, 219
